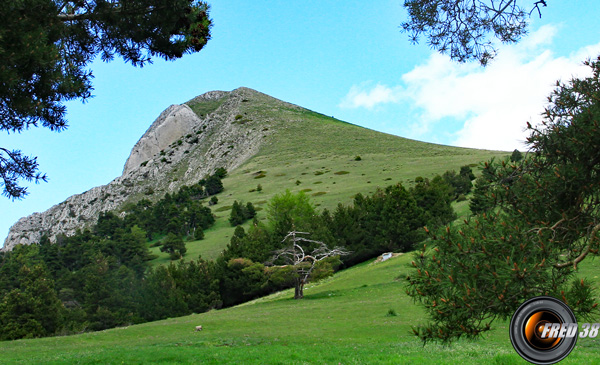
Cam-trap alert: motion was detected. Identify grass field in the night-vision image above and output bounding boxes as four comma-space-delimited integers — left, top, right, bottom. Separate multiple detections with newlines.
3, 252, 600, 363
149, 91, 509, 263
0, 90, 544, 363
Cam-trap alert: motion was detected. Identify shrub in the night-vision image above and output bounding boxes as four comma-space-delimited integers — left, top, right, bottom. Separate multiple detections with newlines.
354, 155, 362, 161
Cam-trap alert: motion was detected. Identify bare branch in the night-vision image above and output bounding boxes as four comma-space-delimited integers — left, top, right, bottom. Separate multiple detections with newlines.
555, 222, 600, 269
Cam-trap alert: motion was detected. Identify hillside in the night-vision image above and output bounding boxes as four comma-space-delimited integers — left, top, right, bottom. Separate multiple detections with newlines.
2, 253, 599, 363
4, 87, 507, 253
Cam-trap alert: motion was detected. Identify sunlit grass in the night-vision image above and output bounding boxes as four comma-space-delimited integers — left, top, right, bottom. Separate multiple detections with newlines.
3, 253, 599, 363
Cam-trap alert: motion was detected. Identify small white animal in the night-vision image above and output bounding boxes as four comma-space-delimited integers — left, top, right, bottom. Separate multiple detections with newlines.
195, 325, 203, 332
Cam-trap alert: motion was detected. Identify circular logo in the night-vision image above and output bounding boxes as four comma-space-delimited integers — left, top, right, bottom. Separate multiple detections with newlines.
510, 296, 578, 364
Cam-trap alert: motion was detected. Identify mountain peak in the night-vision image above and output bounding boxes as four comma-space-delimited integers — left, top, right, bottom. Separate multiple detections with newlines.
3, 87, 295, 250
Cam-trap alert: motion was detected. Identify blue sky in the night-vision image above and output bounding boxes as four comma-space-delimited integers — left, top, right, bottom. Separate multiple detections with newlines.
2, 1, 600, 246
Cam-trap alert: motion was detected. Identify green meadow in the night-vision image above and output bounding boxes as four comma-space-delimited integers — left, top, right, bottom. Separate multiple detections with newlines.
2, 252, 600, 363
153, 92, 509, 263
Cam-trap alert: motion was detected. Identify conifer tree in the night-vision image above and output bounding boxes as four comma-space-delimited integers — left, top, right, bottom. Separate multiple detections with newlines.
407, 56, 600, 343
0, 0, 212, 199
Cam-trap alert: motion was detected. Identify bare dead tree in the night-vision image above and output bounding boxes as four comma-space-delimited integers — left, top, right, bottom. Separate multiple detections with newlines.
268, 231, 349, 299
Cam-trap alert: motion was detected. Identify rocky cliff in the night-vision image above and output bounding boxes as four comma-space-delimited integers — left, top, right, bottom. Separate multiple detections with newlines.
3, 87, 299, 251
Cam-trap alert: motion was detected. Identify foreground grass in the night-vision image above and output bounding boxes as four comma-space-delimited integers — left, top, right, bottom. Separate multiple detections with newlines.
3, 254, 600, 363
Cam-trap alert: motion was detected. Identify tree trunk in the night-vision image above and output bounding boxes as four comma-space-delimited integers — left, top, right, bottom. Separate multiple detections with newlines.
294, 279, 304, 299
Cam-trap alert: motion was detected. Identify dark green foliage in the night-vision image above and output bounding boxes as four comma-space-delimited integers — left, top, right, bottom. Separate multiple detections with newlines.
0, 264, 64, 340
401, 0, 536, 65
214, 167, 228, 179
139, 258, 220, 321
510, 149, 523, 162
216, 258, 269, 307
229, 201, 246, 226
410, 176, 457, 227
160, 233, 187, 260
328, 184, 434, 266
245, 202, 257, 219
469, 162, 497, 214
194, 227, 205, 240
441, 169, 472, 198
204, 174, 224, 195
221, 222, 274, 264
229, 200, 257, 226
257, 184, 263, 192
407, 56, 600, 343
209, 196, 218, 205
0, 172, 225, 340
354, 155, 362, 161
0, 0, 212, 199
459, 165, 475, 181
95, 211, 124, 239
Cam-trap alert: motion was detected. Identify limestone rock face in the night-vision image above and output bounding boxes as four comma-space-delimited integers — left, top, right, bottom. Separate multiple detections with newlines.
3, 87, 286, 251
123, 104, 200, 175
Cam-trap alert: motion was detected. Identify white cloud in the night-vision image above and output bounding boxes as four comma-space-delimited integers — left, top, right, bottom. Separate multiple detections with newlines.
340, 25, 600, 151
339, 82, 403, 109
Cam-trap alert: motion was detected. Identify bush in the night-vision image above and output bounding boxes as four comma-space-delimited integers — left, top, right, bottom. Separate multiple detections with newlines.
160, 233, 187, 260
355, 155, 362, 161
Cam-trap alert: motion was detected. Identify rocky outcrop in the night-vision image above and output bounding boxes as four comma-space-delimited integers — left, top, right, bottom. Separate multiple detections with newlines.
122, 104, 201, 175
3, 87, 289, 251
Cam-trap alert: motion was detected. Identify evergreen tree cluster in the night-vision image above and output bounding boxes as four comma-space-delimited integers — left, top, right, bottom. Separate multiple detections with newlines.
0, 167, 461, 340
0, 170, 226, 340
228, 200, 256, 226
216, 174, 459, 306
121, 172, 223, 241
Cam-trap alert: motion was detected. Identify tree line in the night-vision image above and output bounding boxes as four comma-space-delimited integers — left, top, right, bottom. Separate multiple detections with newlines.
0, 164, 474, 340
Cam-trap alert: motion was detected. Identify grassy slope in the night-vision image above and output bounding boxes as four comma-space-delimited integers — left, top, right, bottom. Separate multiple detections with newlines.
151, 91, 508, 263
3, 253, 600, 363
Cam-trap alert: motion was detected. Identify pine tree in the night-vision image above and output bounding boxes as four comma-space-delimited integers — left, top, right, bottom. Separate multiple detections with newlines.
407, 56, 600, 343
229, 200, 245, 226
160, 233, 187, 260
0, 0, 212, 199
